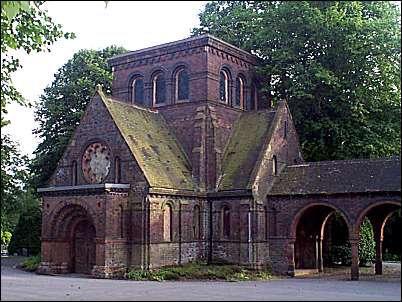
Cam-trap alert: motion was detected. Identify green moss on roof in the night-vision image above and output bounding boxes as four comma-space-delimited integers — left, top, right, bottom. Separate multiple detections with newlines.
218, 111, 275, 191
99, 92, 195, 190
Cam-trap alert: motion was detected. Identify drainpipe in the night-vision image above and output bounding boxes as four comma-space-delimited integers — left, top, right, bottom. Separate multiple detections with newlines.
178, 201, 182, 265
248, 209, 252, 265
208, 199, 213, 264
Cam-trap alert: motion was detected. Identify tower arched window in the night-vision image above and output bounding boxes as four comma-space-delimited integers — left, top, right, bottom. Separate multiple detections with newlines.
152, 72, 166, 105
131, 77, 144, 105
219, 69, 230, 103
221, 205, 231, 238
72, 160, 77, 185
175, 68, 189, 101
250, 83, 257, 110
235, 75, 245, 108
114, 156, 121, 183
193, 205, 201, 240
272, 155, 278, 176
163, 204, 173, 241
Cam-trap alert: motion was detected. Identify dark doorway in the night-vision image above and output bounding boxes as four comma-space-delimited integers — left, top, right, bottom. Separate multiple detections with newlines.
73, 220, 96, 274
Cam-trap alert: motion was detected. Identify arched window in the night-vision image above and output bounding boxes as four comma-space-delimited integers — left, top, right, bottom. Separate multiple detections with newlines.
114, 156, 121, 183
193, 205, 201, 239
250, 83, 257, 110
163, 204, 173, 241
131, 77, 144, 105
235, 76, 245, 108
272, 155, 278, 176
72, 161, 77, 185
219, 69, 230, 103
176, 68, 189, 101
152, 72, 166, 105
222, 205, 231, 238
284, 121, 288, 139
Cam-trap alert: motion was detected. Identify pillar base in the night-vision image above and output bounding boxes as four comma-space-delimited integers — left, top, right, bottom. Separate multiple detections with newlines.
36, 262, 69, 275
92, 265, 126, 279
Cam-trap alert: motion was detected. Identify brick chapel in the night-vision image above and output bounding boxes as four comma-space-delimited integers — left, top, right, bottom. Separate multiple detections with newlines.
37, 34, 400, 280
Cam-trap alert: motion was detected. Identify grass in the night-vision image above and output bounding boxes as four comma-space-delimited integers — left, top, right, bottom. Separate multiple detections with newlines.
126, 262, 273, 282
20, 255, 41, 272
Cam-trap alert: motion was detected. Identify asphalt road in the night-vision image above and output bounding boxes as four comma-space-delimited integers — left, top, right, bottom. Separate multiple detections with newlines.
1, 257, 400, 301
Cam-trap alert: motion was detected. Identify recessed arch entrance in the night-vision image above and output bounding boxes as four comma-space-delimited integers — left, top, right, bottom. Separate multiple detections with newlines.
50, 204, 98, 274
354, 200, 400, 277
291, 203, 351, 273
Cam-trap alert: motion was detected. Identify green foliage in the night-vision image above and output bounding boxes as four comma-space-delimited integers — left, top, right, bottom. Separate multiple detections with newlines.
20, 254, 41, 272
193, 1, 401, 161
126, 262, 272, 281
30, 46, 127, 187
8, 202, 42, 256
358, 217, 375, 266
1, 135, 30, 233
1, 1, 75, 127
1, 231, 12, 246
327, 217, 375, 267
330, 244, 352, 266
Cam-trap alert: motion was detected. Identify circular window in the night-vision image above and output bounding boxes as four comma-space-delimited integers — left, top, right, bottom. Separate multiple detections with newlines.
82, 142, 111, 183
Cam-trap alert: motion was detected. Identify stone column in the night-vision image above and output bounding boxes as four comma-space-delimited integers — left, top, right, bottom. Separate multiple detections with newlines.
316, 235, 324, 272
350, 238, 359, 281
374, 225, 383, 275
287, 240, 296, 277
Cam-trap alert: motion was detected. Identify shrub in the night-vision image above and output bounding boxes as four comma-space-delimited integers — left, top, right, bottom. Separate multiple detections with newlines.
358, 218, 375, 266
126, 262, 272, 281
20, 255, 41, 272
8, 205, 41, 256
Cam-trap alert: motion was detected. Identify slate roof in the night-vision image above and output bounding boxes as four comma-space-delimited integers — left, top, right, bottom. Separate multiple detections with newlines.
99, 91, 195, 190
268, 157, 401, 196
218, 110, 276, 191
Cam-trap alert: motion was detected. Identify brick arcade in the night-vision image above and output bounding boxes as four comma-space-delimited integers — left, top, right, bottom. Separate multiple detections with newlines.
37, 34, 401, 280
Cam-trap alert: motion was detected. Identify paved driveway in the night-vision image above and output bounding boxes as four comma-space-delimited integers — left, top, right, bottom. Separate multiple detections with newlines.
1, 257, 400, 301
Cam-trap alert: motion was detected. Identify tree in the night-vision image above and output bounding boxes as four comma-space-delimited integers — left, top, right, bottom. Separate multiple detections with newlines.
1, 1, 75, 127
1, 135, 30, 233
31, 46, 127, 187
193, 1, 401, 161
8, 201, 42, 256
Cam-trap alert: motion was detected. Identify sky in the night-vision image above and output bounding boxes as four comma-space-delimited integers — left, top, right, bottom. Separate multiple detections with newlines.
3, 1, 208, 158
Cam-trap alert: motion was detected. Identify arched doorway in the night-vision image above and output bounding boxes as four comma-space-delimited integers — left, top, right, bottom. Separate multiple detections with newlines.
73, 220, 96, 274
292, 204, 351, 273
49, 203, 98, 274
355, 201, 400, 277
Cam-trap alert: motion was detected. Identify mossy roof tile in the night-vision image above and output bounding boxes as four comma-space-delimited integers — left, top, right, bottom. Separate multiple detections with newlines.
218, 110, 275, 191
99, 92, 195, 190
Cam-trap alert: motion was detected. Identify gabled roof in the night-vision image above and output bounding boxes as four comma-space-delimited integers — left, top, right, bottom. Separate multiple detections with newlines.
218, 110, 276, 191
98, 90, 195, 191
268, 157, 401, 196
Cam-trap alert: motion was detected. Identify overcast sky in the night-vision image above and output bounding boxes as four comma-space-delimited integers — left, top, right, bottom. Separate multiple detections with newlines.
4, 1, 208, 158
